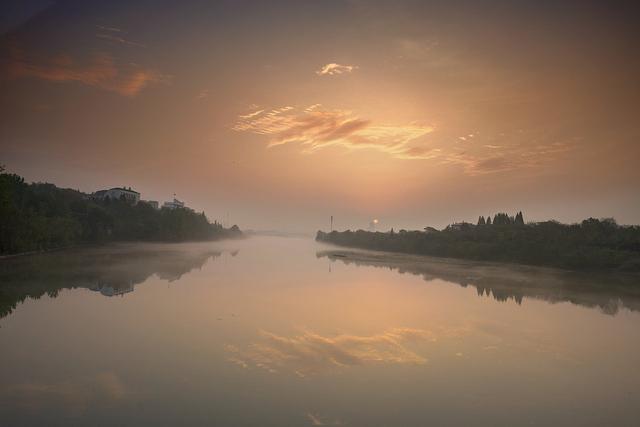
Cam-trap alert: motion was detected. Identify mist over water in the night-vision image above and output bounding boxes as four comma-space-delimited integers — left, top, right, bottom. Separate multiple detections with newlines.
1, 236, 639, 426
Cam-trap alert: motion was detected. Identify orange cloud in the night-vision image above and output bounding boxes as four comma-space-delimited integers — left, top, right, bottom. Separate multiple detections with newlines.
6, 51, 166, 96
316, 63, 357, 76
442, 140, 574, 175
233, 105, 435, 158
233, 106, 574, 173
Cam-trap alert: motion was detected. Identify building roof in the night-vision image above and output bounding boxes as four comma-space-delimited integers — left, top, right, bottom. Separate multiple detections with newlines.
109, 187, 140, 194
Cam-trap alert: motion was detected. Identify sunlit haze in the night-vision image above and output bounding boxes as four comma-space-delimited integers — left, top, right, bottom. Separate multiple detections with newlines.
2, 0, 639, 232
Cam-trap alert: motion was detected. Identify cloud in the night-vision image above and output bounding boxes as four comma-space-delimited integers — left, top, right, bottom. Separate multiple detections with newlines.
96, 33, 146, 48
226, 328, 436, 377
233, 105, 575, 173
316, 63, 357, 76
96, 25, 123, 33
5, 50, 167, 96
95, 24, 146, 48
196, 89, 209, 99
442, 140, 574, 175
238, 109, 264, 119
233, 105, 434, 159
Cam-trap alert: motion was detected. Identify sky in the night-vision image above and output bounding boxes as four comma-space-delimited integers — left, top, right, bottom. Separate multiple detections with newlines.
1, 0, 639, 233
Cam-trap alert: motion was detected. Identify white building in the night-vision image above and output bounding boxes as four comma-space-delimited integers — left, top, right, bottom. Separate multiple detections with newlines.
162, 198, 185, 210
93, 187, 140, 204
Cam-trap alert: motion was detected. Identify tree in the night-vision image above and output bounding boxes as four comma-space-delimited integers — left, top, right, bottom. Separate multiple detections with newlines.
0, 169, 243, 255
493, 213, 513, 226
486, 216, 492, 225
515, 211, 524, 225
478, 216, 486, 225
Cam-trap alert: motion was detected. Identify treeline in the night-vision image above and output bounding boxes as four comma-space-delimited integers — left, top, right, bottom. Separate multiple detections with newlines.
0, 167, 242, 255
477, 211, 524, 226
317, 212, 640, 271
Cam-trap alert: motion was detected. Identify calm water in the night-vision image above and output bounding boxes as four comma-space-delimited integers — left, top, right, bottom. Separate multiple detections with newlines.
1, 236, 639, 426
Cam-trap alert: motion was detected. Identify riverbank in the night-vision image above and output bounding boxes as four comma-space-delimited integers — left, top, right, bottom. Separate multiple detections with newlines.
0, 244, 95, 260
316, 219, 640, 272
0, 169, 243, 256
316, 247, 640, 314
0, 233, 246, 261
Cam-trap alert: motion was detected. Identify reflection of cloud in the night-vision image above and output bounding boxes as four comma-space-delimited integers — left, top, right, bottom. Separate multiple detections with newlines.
316, 63, 357, 76
308, 413, 324, 425
6, 50, 167, 96
226, 328, 458, 377
0, 372, 126, 414
307, 413, 343, 426
233, 105, 434, 159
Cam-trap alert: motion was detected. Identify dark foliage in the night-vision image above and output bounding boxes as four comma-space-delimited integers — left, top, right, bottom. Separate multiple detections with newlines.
0, 245, 225, 319
0, 168, 242, 255
317, 213, 640, 272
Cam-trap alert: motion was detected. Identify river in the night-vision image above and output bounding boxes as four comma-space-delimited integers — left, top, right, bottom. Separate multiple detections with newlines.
1, 236, 639, 426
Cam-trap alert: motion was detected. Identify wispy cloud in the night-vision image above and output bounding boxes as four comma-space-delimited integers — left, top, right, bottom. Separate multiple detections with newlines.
96, 25, 123, 33
233, 105, 434, 158
95, 25, 145, 48
6, 51, 167, 96
442, 140, 574, 175
233, 105, 575, 173
226, 328, 438, 377
316, 63, 357, 76
238, 109, 265, 119
96, 33, 146, 48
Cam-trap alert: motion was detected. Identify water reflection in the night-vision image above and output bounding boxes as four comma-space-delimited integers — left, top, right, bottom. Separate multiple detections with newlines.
307, 412, 343, 426
0, 243, 237, 319
0, 238, 639, 426
226, 326, 467, 378
0, 372, 126, 416
317, 249, 640, 314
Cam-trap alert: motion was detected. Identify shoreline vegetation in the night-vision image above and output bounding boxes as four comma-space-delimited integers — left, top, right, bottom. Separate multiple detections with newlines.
316, 249, 640, 315
0, 168, 242, 256
0, 243, 233, 319
316, 212, 640, 272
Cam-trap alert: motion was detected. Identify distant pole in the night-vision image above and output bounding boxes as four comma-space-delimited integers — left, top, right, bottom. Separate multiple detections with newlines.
330, 215, 333, 232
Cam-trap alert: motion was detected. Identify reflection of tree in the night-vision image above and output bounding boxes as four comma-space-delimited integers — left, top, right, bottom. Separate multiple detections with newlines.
317, 249, 640, 315
0, 244, 236, 319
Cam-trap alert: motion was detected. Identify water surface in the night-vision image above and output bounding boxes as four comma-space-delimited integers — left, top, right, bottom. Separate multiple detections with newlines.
1, 237, 639, 426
